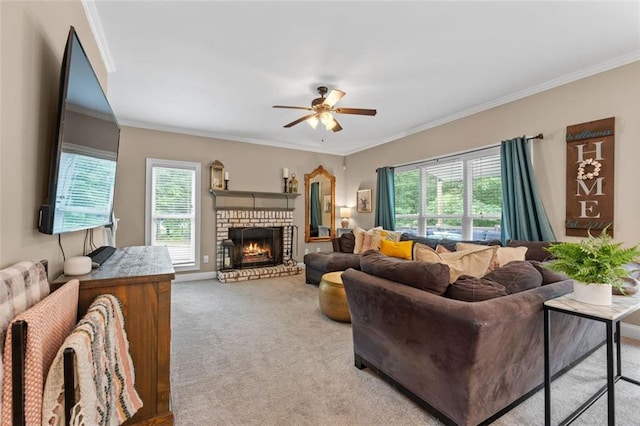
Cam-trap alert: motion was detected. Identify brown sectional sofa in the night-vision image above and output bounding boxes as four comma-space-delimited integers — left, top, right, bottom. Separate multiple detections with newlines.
341, 259, 604, 426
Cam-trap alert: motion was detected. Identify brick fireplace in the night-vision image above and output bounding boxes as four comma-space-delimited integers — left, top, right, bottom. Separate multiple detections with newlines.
215, 210, 301, 283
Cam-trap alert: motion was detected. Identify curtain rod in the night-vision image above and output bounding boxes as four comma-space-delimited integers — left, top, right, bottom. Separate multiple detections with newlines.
381, 133, 544, 171
526, 133, 544, 141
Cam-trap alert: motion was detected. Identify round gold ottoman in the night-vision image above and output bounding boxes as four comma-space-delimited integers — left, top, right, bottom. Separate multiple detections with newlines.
319, 271, 351, 322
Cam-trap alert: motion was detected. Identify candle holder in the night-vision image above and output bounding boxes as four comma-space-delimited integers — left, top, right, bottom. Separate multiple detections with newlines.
224, 179, 229, 190
283, 177, 289, 193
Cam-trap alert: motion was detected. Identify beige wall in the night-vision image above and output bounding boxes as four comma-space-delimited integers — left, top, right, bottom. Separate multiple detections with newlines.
0, 1, 107, 279
346, 61, 640, 323
114, 126, 344, 275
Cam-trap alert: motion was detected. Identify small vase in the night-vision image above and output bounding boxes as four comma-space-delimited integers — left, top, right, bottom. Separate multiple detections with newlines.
573, 281, 612, 306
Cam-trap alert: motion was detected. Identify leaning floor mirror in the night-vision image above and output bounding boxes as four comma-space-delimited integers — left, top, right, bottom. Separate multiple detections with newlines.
304, 165, 336, 243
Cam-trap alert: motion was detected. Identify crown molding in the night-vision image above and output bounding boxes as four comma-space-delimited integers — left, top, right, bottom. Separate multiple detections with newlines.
342, 53, 640, 156
81, 0, 116, 73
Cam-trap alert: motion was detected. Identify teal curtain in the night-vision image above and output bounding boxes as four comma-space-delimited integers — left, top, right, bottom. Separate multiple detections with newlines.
501, 137, 556, 243
375, 167, 396, 230
310, 182, 322, 230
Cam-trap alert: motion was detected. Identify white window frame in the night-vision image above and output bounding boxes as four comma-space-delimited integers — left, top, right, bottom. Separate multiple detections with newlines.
145, 158, 201, 272
395, 145, 501, 241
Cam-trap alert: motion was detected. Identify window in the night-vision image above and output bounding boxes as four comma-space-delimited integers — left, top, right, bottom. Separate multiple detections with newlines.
394, 146, 501, 241
146, 158, 201, 270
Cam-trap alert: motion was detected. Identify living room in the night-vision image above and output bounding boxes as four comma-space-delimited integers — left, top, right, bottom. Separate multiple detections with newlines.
2, 1, 640, 425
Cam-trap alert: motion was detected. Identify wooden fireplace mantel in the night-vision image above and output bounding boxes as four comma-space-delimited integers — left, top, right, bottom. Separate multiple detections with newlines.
210, 189, 300, 211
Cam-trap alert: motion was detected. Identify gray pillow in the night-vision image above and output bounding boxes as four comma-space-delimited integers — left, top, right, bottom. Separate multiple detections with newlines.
445, 276, 508, 302
485, 260, 543, 294
360, 250, 450, 295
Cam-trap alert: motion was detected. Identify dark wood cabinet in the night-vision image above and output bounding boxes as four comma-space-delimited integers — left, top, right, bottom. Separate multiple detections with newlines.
53, 246, 175, 425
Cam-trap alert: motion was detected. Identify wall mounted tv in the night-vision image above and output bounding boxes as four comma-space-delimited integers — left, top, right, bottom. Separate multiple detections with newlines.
39, 26, 120, 235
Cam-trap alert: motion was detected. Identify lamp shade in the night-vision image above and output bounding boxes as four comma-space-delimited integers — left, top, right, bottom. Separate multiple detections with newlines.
340, 207, 351, 218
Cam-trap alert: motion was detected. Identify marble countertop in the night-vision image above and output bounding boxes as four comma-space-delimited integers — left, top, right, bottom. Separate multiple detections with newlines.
545, 291, 640, 321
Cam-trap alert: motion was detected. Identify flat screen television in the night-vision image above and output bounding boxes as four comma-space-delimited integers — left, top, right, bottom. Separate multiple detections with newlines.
39, 26, 120, 235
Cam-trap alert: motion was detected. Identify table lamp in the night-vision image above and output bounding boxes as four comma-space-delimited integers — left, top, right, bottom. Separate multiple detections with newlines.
340, 207, 351, 229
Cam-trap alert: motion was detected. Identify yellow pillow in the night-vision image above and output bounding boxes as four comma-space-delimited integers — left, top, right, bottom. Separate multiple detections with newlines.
379, 240, 414, 260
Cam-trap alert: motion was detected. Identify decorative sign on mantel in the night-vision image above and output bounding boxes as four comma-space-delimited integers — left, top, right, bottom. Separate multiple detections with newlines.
565, 117, 615, 237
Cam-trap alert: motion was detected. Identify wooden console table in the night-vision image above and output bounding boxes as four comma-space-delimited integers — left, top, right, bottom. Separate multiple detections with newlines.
53, 246, 175, 425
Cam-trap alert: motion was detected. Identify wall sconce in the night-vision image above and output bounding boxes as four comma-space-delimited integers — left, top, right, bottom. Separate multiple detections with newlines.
340, 207, 351, 229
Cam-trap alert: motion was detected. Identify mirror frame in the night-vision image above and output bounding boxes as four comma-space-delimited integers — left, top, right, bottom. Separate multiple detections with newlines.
304, 165, 336, 243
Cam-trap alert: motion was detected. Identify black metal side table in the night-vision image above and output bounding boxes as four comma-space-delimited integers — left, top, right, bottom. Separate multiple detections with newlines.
544, 292, 640, 425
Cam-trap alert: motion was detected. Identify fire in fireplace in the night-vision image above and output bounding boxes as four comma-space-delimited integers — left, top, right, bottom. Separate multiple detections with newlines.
228, 227, 283, 269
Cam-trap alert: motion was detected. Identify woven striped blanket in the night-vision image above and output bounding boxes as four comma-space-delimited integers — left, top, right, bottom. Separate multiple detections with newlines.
1, 279, 78, 425
42, 294, 143, 426
0, 260, 49, 421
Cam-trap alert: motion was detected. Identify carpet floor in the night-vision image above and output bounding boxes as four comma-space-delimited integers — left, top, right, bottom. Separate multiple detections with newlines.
170, 273, 640, 425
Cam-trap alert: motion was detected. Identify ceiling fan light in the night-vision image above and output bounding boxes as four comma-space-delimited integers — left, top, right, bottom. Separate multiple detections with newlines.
320, 111, 333, 126
324, 118, 337, 131
306, 116, 319, 129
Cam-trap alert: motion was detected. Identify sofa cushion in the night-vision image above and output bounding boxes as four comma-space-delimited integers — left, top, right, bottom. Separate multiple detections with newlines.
338, 232, 356, 253
360, 250, 450, 295
528, 260, 569, 285
507, 240, 554, 262
400, 233, 501, 252
379, 240, 414, 260
445, 276, 508, 302
484, 260, 542, 294
304, 252, 361, 272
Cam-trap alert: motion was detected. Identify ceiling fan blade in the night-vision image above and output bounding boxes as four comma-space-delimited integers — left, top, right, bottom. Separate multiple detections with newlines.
335, 107, 377, 116
284, 113, 318, 128
273, 105, 313, 111
323, 89, 346, 107
331, 119, 343, 132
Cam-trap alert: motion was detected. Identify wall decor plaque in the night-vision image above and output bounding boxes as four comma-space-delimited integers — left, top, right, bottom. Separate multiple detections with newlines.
565, 117, 614, 237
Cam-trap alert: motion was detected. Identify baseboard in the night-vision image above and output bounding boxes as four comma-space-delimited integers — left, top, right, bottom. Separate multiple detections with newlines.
173, 271, 217, 283
621, 322, 640, 341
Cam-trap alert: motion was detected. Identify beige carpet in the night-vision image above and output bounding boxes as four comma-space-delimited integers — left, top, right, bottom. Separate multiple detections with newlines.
170, 274, 640, 425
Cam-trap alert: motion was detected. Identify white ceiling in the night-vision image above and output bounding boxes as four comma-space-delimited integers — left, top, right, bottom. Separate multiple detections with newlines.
86, 1, 640, 156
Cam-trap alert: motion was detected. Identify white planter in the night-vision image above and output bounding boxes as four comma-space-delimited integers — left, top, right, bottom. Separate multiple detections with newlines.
573, 281, 612, 306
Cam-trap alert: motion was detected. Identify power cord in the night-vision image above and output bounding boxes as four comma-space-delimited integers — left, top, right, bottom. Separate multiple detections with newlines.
58, 234, 66, 261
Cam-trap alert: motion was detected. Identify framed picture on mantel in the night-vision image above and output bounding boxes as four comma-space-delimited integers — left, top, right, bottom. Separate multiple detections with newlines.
357, 189, 372, 213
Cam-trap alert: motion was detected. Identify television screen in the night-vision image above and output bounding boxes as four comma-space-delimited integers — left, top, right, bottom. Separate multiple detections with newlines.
39, 27, 120, 234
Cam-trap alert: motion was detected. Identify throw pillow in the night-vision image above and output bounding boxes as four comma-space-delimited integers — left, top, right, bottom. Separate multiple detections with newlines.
445, 276, 509, 302
413, 243, 440, 262
412, 244, 495, 283
496, 246, 528, 267
456, 242, 500, 272
360, 250, 451, 295
528, 260, 570, 285
507, 240, 555, 262
439, 248, 495, 283
379, 240, 414, 260
353, 226, 382, 254
435, 244, 451, 254
483, 260, 542, 294
370, 229, 402, 251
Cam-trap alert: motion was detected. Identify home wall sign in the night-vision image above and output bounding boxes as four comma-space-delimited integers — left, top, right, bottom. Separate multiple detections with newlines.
565, 117, 614, 237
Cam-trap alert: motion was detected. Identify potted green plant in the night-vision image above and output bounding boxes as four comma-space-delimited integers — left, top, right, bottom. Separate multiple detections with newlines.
544, 228, 640, 305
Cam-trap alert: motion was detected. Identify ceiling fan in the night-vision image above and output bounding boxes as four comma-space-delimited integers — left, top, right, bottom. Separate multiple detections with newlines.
273, 86, 377, 132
